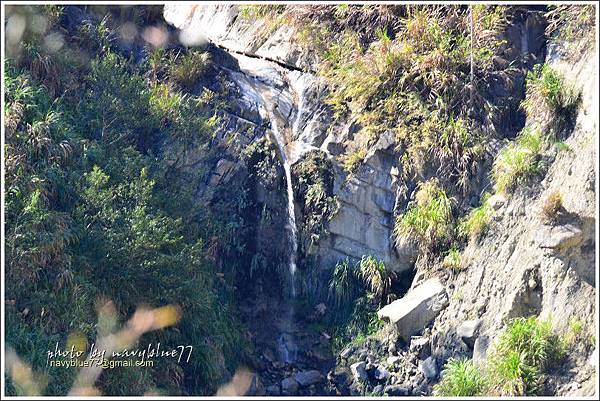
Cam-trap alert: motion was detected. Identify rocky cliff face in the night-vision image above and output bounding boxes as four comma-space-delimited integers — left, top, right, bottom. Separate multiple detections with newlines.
426, 44, 597, 396
163, 4, 596, 396
164, 4, 413, 275
331, 40, 597, 397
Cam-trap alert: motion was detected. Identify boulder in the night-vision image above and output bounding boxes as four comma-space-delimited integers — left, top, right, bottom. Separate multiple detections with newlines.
473, 335, 490, 365
384, 385, 409, 396
281, 377, 299, 395
377, 278, 448, 340
537, 223, 584, 251
350, 361, 368, 382
409, 336, 431, 359
374, 365, 391, 381
295, 370, 323, 387
418, 357, 438, 380
456, 319, 482, 348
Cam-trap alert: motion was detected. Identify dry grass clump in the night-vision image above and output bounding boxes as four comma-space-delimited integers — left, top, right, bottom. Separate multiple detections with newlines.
541, 190, 563, 223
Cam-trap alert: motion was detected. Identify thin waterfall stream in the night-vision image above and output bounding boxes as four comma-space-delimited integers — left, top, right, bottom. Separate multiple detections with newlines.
226, 52, 315, 364
268, 111, 298, 297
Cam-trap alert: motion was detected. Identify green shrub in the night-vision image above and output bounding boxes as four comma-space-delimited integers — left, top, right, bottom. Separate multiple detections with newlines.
492, 126, 545, 194
435, 358, 486, 396
459, 194, 492, 241
546, 5, 596, 43
522, 63, 580, 135
342, 148, 367, 173
564, 317, 584, 346
239, 5, 286, 19
394, 179, 454, 251
328, 258, 359, 310
486, 317, 565, 396
358, 255, 394, 306
4, 10, 242, 394
317, 5, 507, 184
293, 151, 338, 254
329, 295, 381, 353
555, 141, 571, 152
168, 51, 211, 90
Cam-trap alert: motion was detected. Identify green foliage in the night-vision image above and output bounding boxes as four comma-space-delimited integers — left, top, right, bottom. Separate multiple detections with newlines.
358, 255, 395, 305
244, 137, 282, 189
342, 148, 367, 173
328, 258, 359, 310
459, 194, 492, 241
328, 254, 395, 310
555, 141, 571, 152
434, 358, 486, 396
167, 51, 212, 90
394, 179, 454, 251
522, 63, 581, 135
239, 4, 286, 19
546, 5, 596, 44
4, 8, 244, 394
492, 126, 545, 194
81, 52, 158, 146
75, 15, 113, 54
564, 317, 584, 346
329, 295, 383, 353
237, 5, 288, 42
316, 6, 508, 184
442, 247, 462, 271
486, 317, 565, 396
327, 255, 389, 352
293, 151, 338, 255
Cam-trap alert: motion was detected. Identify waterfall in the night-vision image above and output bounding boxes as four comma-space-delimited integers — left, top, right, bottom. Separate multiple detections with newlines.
164, 6, 319, 363
163, 2, 337, 371
266, 109, 298, 297
223, 52, 315, 364
223, 50, 322, 303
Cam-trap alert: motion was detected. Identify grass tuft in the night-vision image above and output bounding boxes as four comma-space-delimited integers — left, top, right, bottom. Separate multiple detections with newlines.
168, 51, 212, 90
541, 190, 563, 224
342, 148, 367, 173
522, 63, 580, 136
394, 179, 453, 252
435, 358, 486, 396
442, 247, 462, 271
358, 255, 394, 306
486, 317, 565, 396
459, 194, 492, 241
492, 126, 545, 194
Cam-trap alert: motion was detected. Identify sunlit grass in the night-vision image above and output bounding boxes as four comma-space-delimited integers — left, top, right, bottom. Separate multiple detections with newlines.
394, 179, 453, 251
486, 317, 565, 396
435, 358, 486, 396
492, 126, 545, 194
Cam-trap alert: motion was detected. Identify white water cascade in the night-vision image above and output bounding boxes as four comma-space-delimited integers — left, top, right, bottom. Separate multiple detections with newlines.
224, 53, 318, 364
225, 53, 318, 303
163, 4, 325, 365
266, 107, 298, 297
